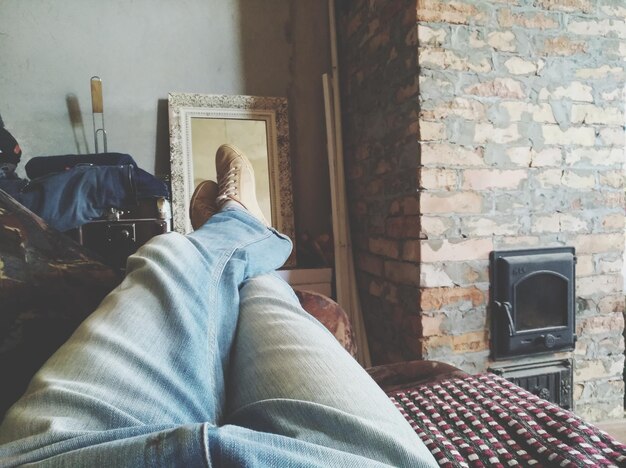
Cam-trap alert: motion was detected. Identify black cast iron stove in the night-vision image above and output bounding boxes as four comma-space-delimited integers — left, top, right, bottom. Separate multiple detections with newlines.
490, 247, 577, 360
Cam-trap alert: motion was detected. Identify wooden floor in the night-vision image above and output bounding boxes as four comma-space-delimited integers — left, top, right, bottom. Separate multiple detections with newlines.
595, 417, 626, 444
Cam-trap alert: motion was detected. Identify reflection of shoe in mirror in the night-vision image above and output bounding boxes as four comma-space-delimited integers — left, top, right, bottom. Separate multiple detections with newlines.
189, 180, 219, 230
215, 144, 269, 226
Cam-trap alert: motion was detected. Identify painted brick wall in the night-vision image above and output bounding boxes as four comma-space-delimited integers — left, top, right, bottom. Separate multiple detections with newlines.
339, 0, 625, 421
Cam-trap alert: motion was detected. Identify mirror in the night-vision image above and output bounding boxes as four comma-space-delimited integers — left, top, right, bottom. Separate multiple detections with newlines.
168, 93, 296, 264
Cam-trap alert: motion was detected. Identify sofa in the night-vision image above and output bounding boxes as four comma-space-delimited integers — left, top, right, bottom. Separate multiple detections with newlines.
1, 188, 625, 466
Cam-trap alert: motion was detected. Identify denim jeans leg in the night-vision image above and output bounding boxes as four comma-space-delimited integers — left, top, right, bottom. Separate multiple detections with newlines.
223, 274, 438, 467
0, 208, 291, 466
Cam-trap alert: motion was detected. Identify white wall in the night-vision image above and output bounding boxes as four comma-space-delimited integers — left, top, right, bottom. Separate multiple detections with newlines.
0, 0, 331, 239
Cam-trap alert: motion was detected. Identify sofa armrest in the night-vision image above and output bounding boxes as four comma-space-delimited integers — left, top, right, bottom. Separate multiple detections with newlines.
295, 289, 357, 357
367, 360, 468, 393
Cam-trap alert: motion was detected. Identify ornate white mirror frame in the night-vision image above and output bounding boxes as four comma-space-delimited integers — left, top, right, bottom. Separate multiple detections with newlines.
168, 93, 296, 265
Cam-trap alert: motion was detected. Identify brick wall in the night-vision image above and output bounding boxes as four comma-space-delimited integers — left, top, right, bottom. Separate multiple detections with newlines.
339, 0, 423, 363
339, 0, 625, 421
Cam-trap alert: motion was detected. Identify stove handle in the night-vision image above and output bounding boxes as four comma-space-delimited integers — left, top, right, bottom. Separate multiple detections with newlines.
494, 301, 515, 337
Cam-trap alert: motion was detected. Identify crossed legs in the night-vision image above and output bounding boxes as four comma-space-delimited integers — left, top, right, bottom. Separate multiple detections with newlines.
0, 145, 436, 467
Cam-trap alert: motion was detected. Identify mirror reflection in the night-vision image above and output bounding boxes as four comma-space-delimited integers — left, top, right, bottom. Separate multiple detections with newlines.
190, 118, 272, 223
168, 92, 295, 265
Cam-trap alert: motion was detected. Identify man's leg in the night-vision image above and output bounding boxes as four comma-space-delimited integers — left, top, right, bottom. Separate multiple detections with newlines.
0, 208, 291, 466
222, 274, 438, 467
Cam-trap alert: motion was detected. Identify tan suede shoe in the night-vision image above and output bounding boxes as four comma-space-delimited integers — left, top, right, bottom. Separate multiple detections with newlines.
215, 144, 269, 226
189, 180, 219, 230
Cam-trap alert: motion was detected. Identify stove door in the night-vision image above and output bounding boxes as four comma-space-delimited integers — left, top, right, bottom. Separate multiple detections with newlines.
490, 248, 576, 359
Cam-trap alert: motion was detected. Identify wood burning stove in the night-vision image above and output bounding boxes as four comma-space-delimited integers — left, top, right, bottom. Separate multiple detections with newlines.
490, 247, 576, 360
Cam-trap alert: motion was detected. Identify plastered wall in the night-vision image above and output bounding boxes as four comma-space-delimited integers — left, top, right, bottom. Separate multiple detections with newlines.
0, 0, 332, 240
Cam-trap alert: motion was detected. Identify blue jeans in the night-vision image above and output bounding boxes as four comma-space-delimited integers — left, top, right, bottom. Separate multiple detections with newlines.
0, 208, 437, 467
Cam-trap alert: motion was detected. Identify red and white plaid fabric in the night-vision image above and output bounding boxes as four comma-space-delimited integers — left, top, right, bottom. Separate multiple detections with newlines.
389, 374, 626, 467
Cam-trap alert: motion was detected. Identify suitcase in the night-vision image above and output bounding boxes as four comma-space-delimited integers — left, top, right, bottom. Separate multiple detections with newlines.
69, 198, 171, 271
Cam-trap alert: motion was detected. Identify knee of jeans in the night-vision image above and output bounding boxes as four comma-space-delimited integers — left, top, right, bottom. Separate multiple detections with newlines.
241, 274, 298, 304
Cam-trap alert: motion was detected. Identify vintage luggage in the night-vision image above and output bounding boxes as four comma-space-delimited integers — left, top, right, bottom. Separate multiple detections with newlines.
68, 198, 171, 271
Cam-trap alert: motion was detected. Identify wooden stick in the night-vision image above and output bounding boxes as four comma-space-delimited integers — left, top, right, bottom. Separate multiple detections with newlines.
327, 0, 371, 367
90, 77, 103, 113
323, 55, 372, 366
322, 74, 348, 308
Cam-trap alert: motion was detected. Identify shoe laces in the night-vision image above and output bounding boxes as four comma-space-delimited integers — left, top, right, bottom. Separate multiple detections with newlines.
217, 166, 239, 204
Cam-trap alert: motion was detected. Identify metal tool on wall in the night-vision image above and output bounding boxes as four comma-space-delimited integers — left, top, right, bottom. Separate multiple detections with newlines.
90, 76, 107, 153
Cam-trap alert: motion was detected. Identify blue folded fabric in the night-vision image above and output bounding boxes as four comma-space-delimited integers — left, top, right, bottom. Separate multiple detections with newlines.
1, 165, 137, 232
25, 153, 169, 198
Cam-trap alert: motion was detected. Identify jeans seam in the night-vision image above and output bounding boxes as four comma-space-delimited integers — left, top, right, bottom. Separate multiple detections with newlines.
208, 228, 274, 293
201, 423, 211, 468
202, 228, 275, 424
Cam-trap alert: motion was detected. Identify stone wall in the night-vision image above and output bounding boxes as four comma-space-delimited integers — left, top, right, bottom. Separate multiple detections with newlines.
339, 0, 625, 421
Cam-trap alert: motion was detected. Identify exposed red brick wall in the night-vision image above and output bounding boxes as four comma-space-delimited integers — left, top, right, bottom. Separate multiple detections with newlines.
339, 0, 625, 421
338, 0, 422, 364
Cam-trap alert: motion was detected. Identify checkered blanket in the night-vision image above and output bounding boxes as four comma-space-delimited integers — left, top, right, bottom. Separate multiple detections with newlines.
389, 374, 626, 467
